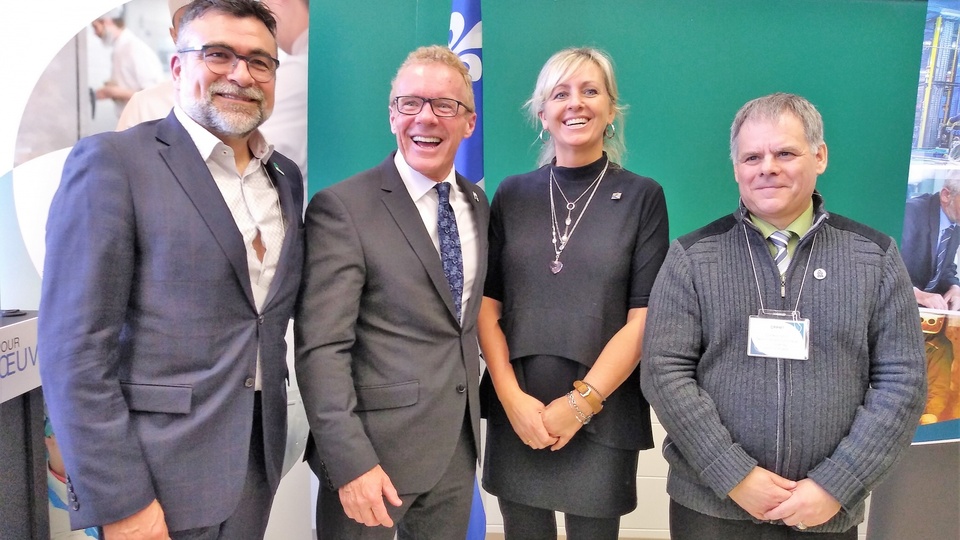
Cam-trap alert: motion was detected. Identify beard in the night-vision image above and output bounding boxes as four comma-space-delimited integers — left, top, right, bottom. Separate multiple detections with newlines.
99, 30, 117, 46
181, 80, 271, 138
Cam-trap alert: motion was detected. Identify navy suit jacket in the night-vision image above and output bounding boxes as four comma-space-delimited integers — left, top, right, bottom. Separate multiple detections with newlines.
901, 192, 960, 294
38, 112, 304, 531
296, 154, 488, 494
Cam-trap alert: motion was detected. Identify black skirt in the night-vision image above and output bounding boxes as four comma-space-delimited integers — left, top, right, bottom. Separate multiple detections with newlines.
481, 354, 640, 518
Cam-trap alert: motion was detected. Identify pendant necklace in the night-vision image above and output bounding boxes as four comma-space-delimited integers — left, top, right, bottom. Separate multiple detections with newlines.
548, 158, 609, 274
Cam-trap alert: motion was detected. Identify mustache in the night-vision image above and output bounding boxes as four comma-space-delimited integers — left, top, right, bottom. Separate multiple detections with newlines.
206, 81, 264, 103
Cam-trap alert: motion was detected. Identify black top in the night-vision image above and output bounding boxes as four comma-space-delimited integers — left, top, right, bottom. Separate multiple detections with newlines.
485, 154, 669, 449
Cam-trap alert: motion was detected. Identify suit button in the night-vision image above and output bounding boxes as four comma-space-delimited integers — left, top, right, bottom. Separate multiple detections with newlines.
71, 502, 80, 511
258, 315, 265, 324
244, 378, 255, 388
456, 384, 466, 393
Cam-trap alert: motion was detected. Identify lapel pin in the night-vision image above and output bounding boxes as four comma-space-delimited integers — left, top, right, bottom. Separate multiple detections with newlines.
814, 268, 826, 280
611, 192, 622, 200
273, 162, 285, 176
473, 192, 479, 202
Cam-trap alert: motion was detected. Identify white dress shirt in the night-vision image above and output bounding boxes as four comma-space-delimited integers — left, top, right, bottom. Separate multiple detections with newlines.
393, 151, 479, 325
175, 106, 285, 389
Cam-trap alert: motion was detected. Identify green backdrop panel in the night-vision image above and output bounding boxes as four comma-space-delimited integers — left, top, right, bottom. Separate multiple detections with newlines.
308, 0, 925, 240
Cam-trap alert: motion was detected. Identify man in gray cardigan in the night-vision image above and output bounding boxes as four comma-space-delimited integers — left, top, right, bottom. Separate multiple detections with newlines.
640, 93, 925, 539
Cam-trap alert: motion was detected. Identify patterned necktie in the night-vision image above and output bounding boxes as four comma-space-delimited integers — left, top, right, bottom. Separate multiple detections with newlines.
769, 230, 791, 276
435, 182, 463, 320
927, 224, 957, 290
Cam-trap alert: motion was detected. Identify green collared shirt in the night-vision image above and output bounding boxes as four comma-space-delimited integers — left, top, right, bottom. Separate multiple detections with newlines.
749, 201, 815, 259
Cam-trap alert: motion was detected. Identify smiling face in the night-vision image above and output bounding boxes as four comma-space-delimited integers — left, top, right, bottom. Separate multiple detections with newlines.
538, 61, 616, 167
389, 62, 476, 182
172, 11, 276, 142
733, 113, 828, 228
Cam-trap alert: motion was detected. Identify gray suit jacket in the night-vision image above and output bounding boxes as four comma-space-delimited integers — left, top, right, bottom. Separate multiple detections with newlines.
296, 153, 488, 493
38, 112, 304, 531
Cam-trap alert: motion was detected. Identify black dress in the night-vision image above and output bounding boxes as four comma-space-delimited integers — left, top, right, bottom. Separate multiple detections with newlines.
481, 154, 670, 517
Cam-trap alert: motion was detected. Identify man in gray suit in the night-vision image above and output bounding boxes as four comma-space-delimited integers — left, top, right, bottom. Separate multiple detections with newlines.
296, 45, 489, 539
39, 1, 303, 538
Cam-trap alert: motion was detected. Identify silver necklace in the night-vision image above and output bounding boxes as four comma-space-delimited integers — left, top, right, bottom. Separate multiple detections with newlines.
548, 159, 609, 274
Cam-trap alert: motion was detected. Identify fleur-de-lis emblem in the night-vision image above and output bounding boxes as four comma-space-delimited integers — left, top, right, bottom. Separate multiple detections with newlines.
448, 12, 482, 82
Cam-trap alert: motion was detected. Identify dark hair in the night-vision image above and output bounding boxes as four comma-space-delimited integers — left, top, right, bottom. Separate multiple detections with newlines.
177, 0, 278, 47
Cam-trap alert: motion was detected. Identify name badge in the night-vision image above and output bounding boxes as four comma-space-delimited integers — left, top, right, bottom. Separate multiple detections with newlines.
747, 315, 810, 360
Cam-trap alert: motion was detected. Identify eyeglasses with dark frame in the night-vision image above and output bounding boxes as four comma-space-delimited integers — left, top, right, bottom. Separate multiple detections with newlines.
393, 96, 473, 117
178, 45, 280, 83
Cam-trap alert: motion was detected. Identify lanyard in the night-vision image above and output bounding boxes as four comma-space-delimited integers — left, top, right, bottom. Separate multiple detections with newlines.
742, 223, 819, 315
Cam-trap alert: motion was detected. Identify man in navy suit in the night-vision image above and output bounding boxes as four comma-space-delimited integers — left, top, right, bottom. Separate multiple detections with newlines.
902, 172, 960, 310
296, 46, 488, 539
39, 1, 303, 538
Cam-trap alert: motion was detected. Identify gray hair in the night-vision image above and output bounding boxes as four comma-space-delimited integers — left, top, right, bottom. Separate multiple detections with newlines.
730, 92, 824, 162
944, 169, 960, 194
526, 47, 626, 167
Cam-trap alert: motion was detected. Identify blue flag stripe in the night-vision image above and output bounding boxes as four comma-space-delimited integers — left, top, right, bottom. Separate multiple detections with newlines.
451, 6, 486, 538
450, 0, 483, 185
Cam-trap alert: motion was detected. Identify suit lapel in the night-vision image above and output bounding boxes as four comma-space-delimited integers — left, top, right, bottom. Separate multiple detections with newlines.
456, 174, 489, 307
379, 159, 461, 323
261, 157, 300, 308
155, 113, 256, 308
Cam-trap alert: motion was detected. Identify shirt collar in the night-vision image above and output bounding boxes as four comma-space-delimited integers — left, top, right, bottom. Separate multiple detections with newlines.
173, 105, 274, 163
749, 200, 815, 239
393, 151, 457, 202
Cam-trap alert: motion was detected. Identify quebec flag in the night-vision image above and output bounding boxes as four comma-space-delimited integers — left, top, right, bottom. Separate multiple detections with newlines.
450, 5, 487, 537
450, 0, 484, 188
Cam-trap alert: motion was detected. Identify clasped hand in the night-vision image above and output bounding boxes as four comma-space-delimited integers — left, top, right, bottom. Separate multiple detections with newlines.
729, 467, 841, 529
503, 389, 591, 451
501, 388, 559, 449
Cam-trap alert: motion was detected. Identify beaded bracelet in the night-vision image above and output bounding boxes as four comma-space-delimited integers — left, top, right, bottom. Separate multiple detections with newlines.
566, 391, 593, 425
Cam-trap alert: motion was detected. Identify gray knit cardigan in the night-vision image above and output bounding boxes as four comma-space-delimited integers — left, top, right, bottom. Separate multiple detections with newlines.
640, 193, 926, 533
